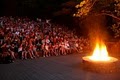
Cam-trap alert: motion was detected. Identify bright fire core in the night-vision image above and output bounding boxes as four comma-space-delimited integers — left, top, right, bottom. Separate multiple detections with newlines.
89, 41, 110, 61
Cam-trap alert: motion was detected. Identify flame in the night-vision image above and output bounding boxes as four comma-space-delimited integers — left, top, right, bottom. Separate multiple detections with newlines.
90, 40, 110, 61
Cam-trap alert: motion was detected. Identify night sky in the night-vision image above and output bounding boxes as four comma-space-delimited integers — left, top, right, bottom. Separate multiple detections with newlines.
0, 0, 73, 17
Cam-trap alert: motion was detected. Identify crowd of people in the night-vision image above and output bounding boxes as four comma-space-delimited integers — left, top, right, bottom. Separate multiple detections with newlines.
0, 16, 90, 63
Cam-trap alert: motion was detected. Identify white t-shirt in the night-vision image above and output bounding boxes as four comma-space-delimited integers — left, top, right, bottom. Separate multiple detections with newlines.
18, 47, 22, 52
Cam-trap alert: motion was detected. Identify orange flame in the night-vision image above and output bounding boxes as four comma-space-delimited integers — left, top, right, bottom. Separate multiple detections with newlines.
90, 40, 110, 61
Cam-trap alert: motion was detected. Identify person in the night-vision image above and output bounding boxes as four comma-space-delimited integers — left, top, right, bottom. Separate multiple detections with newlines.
1, 43, 13, 63
59, 42, 65, 55
44, 43, 49, 57
18, 44, 22, 59
9, 44, 16, 61
33, 44, 39, 57
21, 42, 28, 60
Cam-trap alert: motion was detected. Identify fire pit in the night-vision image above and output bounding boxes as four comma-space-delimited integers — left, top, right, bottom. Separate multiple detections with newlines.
82, 56, 118, 63
82, 40, 118, 63
82, 40, 118, 73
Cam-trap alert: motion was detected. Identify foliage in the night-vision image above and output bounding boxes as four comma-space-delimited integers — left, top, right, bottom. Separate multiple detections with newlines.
53, 0, 78, 16
74, 0, 120, 38
73, 0, 93, 17
73, 0, 116, 17
111, 0, 120, 38
111, 22, 120, 38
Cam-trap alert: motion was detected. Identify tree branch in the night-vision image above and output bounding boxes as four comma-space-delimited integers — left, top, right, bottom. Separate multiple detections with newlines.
100, 13, 120, 21
89, 0, 98, 11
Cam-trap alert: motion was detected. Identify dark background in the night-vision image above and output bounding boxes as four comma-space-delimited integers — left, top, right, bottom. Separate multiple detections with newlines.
0, 0, 71, 17
0, 0, 114, 37
0, 0, 83, 35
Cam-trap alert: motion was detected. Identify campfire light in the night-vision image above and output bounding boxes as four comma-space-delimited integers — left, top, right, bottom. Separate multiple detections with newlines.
89, 41, 110, 61
82, 39, 118, 63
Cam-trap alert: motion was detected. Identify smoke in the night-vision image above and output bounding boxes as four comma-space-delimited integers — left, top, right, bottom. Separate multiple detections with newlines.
80, 15, 120, 56
82, 15, 109, 45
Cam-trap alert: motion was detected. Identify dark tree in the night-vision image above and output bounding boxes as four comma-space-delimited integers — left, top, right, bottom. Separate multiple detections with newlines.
74, 0, 120, 38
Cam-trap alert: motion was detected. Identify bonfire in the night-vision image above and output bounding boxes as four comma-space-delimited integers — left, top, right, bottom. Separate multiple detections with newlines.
82, 39, 118, 63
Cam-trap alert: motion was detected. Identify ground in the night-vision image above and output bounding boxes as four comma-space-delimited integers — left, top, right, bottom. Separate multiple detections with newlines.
0, 54, 120, 80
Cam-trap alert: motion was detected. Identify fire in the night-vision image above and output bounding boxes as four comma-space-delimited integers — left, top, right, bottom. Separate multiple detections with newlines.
89, 40, 110, 61
82, 39, 118, 63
